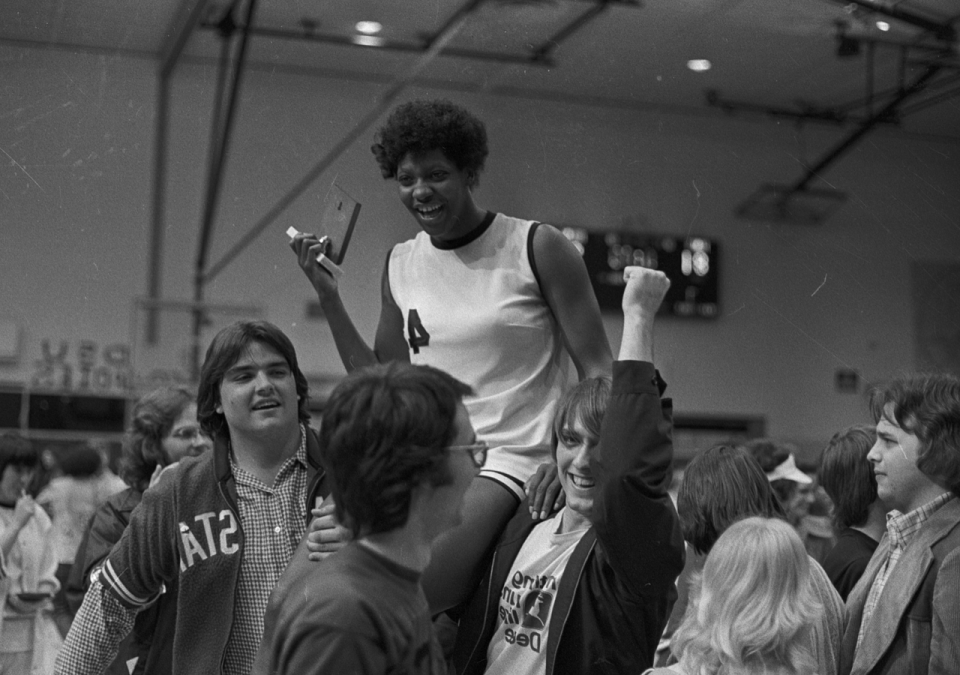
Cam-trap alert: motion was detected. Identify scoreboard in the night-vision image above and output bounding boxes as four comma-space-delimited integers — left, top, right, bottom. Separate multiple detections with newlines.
562, 227, 719, 318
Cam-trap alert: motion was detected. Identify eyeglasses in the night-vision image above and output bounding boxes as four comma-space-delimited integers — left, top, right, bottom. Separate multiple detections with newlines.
169, 426, 207, 442
447, 442, 488, 468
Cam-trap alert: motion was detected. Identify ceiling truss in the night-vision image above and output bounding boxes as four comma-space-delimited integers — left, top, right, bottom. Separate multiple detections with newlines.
146, 0, 640, 375
722, 0, 958, 224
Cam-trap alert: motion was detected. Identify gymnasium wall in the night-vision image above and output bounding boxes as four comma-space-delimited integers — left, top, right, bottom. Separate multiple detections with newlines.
2, 46, 959, 461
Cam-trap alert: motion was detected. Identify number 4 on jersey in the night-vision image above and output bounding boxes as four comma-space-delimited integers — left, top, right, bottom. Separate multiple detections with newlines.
406, 309, 430, 354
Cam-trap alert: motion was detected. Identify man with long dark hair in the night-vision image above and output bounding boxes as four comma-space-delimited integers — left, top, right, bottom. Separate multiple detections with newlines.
841, 373, 960, 675
57, 321, 340, 675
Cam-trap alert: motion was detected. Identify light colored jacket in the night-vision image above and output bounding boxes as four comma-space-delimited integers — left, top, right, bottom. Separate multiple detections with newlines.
0, 504, 62, 674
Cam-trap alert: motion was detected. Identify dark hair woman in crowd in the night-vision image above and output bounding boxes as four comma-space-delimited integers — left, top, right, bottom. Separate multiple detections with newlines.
818, 424, 885, 600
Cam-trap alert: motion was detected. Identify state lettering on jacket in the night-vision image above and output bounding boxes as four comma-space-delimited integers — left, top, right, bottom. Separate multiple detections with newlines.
178, 509, 240, 571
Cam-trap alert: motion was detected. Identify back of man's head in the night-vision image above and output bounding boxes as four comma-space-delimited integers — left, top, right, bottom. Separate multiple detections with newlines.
196, 320, 310, 445
678, 444, 786, 555
56, 442, 103, 478
819, 424, 878, 530
320, 362, 473, 538
870, 372, 960, 499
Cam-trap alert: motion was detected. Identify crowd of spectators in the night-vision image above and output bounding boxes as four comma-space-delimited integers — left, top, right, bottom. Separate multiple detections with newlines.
3, 98, 958, 675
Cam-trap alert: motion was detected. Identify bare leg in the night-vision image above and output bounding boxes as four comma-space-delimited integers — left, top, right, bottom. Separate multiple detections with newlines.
423, 477, 518, 614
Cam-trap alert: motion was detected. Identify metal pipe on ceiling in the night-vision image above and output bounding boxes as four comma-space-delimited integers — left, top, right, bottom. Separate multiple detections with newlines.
191, 0, 258, 379
791, 63, 942, 193
147, 0, 213, 345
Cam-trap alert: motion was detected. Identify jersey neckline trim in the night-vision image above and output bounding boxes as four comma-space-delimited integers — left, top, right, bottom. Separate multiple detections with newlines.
430, 210, 496, 250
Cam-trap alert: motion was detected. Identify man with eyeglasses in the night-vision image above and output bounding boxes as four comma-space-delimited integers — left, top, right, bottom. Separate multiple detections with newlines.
253, 361, 480, 674
451, 265, 685, 675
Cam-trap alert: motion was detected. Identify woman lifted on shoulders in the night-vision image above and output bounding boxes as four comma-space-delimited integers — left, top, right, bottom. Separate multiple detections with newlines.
292, 99, 611, 610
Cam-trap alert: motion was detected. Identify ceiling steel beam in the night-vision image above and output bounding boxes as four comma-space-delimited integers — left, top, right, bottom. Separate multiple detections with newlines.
189, 0, 258, 377
530, 0, 612, 61
791, 63, 942, 193
705, 89, 898, 126
201, 0, 485, 284
161, 0, 215, 78
898, 73, 960, 116
730, 3, 956, 223
147, 0, 214, 344
196, 0, 635, 67
198, 21, 556, 67
198, 0, 641, 284
836, 30, 958, 56
837, 0, 956, 43
195, 0, 257, 299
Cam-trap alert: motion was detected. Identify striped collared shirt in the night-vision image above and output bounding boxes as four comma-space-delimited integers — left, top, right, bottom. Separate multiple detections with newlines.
223, 424, 310, 674
855, 492, 954, 651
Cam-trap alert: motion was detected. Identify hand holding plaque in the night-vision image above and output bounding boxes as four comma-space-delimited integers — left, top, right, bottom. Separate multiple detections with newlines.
287, 184, 361, 282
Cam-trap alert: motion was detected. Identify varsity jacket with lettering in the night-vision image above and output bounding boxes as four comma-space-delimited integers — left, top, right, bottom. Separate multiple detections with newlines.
99, 428, 329, 675
452, 361, 685, 675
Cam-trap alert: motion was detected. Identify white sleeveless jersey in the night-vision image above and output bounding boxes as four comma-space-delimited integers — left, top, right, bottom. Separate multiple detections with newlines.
388, 213, 571, 497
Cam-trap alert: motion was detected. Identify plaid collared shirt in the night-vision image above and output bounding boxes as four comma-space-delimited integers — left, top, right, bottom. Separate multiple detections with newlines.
55, 425, 311, 675
855, 492, 954, 652
223, 425, 310, 675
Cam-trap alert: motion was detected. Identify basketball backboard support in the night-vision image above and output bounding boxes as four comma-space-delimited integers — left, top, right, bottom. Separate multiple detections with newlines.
735, 184, 848, 225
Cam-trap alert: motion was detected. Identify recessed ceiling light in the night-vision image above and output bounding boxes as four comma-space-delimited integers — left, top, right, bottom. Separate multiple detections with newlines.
355, 21, 382, 35
687, 59, 711, 72
876, 21, 890, 31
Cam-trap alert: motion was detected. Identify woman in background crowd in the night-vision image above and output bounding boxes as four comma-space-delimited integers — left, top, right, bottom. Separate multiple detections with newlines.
745, 438, 836, 564
657, 444, 843, 675
37, 442, 125, 637
0, 432, 61, 675
66, 386, 210, 675
646, 517, 820, 675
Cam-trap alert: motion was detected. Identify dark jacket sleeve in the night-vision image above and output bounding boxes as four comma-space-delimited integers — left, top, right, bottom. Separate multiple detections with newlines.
66, 488, 139, 613
591, 360, 685, 597
101, 476, 179, 607
66, 512, 99, 614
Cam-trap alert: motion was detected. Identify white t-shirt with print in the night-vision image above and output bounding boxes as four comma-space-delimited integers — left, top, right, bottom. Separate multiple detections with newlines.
485, 508, 589, 675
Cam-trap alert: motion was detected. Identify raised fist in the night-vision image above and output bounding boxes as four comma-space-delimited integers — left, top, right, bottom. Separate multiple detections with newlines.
622, 265, 671, 316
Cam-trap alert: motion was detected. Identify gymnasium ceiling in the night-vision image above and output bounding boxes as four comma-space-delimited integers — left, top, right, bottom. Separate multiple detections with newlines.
2, 0, 959, 140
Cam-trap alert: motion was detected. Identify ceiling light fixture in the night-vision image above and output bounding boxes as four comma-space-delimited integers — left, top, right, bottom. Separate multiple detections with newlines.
355, 21, 382, 35
687, 59, 711, 72
876, 21, 890, 32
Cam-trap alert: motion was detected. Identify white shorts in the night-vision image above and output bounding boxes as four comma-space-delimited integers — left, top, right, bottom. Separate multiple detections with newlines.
478, 442, 553, 502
